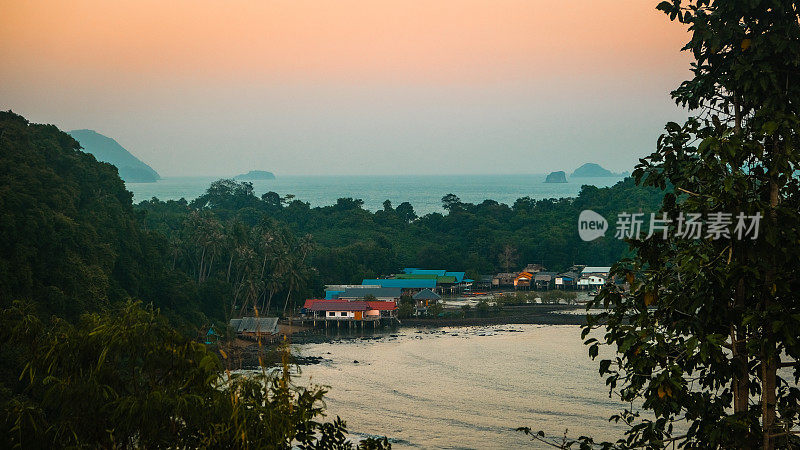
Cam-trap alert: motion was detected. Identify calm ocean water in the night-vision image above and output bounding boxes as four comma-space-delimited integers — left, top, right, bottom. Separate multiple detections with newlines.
126, 174, 625, 215
292, 324, 626, 449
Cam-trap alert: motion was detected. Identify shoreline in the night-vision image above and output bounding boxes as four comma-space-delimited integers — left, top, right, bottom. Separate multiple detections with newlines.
225, 305, 595, 369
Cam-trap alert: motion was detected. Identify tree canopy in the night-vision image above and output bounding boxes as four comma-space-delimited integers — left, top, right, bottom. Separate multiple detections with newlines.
580, 1, 800, 448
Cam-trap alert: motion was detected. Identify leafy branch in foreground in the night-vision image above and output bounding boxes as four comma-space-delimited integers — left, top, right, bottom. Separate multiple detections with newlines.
0, 300, 389, 449
522, 0, 800, 448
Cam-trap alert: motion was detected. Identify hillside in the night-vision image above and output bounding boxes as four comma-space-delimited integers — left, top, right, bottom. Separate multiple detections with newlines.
68, 129, 161, 182
0, 112, 192, 320
571, 163, 623, 177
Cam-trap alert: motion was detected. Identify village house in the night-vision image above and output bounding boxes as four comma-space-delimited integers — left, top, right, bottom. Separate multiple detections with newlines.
476, 275, 494, 290
303, 299, 397, 322
513, 272, 534, 289
577, 266, 611, 290
361, 278, 437, 293
362, 268, 473, 295
229, 317, 279, 337
534, 272, 557, 290
412, 288, 441, 314
334, 287, 402, 301
492, 272, 516, 287
554, 271, 580, 289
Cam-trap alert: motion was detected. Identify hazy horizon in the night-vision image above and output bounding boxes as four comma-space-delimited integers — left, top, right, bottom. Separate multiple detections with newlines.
1, 0, 691, 177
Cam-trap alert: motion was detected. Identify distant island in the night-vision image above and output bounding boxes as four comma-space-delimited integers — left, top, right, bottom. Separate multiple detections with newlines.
571, 163, 626, 178
68, 129, 160, 183
235, 170, 276, 180
544, 171, 568, 183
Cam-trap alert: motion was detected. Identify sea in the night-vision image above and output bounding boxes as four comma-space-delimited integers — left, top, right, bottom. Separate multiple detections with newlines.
291, 324, 627, 449
125, 174, 625, 215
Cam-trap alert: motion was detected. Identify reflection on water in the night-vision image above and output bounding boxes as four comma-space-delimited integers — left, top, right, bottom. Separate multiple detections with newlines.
293, 325, 626, 449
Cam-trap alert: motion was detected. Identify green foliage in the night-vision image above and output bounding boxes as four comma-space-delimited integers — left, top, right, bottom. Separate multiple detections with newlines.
138, 177, 663, 289
577, 1, 800, 448
426, 302, 444, 317
538, 290, 577, 305
397, 295, 415, 319
0, 300, 389, 449
0, 111, 192, 321
475, 300, 490, 317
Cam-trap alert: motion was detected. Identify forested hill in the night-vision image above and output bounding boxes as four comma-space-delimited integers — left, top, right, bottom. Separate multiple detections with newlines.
0, 111, 195, 321
0, 110, 665, 328
68, 129, 161, 182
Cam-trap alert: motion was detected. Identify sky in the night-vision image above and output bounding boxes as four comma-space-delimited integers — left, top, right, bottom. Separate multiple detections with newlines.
0, 0, 691, 177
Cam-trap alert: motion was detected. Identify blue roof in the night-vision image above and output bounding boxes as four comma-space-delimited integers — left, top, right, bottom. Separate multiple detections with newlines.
325, 290, 345, 299
362, 279, 437, 289
444, 271, 466, 283
339, 287, 403, 298
403, 269, 447, 276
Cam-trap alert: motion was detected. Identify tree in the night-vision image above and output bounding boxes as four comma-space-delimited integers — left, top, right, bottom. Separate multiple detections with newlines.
395, 201, 417, 223
476, 300, 489, 317
441, 193, 462, 212
579, 1, 800, 449
398, 294, 415, 319
498, 244, 519, 273
427, 302, 443, 317
0, 300, 389, 449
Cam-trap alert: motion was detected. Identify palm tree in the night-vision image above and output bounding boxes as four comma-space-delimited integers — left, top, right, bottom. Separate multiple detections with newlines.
281, 257, 307, 317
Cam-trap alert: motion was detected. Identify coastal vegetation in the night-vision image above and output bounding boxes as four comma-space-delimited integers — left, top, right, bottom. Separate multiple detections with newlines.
0, 111, 387, 449
136, 176, 663, 317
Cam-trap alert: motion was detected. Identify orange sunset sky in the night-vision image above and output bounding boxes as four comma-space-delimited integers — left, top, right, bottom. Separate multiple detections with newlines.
1, 0, 691, 176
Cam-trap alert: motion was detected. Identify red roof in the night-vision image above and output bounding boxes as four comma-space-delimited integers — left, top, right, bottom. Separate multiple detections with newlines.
367, 301, 397, 311
309, 301, 369, 311
306, 300, 397, 312
303, 298, 344, 309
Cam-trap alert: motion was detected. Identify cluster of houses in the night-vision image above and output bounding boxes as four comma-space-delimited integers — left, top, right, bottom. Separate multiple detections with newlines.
299, 268, 473, 326
225, 265, 614, 337
478, 264, 611, 291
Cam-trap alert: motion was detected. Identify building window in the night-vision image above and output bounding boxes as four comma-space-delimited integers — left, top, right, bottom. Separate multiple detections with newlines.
327, 311, 335, 317
340, 312, 347, 317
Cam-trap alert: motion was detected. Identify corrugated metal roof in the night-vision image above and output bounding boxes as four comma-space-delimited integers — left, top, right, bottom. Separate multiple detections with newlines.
395, 273, 439, 280
325, 290, 345, 300
339, 287, 403, 299
403, 269, 447, 276
581, 266, 612, 274
304, 298, 344, 309
309, 301, 369, 311
557, 271, 580, 279
234, 317, 278, 334
366, 301, 397, 311
412, 289, 441, 300
362, 279, 437, 289
444, 271, 466, 283
325, 284, 381, 290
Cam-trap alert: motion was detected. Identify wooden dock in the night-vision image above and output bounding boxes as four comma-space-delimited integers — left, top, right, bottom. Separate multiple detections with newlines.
282, 316, 400, 330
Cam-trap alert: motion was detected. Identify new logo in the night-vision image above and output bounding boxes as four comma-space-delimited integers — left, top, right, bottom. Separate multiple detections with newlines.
578, 210, 607, 241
